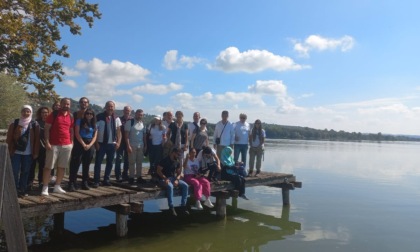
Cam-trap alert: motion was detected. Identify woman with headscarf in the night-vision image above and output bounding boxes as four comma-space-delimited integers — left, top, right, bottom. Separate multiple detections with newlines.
220, 146, 248, 200
6, 105, 40, 197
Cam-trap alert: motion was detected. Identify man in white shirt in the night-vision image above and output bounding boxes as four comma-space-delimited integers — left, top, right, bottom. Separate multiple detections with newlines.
213, 110, 234, 158
93, 101, 122, 187
233, 113, 250, 166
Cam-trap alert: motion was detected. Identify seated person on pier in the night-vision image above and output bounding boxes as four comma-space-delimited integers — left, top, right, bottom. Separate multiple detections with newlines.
183, 148, 214, 210
220, 146, 249, 200
196, 146, 221, 182
157, 147, 189, 216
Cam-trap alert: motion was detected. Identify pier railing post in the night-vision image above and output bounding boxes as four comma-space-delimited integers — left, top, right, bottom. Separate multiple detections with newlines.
0, 144, 28, 252
215, 191, 230, 218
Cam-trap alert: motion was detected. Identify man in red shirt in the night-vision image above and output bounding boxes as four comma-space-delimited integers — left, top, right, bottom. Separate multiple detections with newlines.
41, 98, 74, 196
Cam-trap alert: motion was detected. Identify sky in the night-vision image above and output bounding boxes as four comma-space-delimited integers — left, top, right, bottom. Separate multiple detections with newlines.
55, 0, 420, 135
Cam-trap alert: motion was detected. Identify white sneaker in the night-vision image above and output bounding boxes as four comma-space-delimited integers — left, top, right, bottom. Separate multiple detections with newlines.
41, 186, 49, 196
53, 185, 66, 194
203, 198, 214, 208
50, 176, 57, 184
195, 200, 203, 210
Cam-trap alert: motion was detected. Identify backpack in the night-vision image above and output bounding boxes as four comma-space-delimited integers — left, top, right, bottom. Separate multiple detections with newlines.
13, 119, 36, 152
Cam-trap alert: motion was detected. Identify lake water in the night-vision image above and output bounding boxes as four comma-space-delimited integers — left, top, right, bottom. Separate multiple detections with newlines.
28, 140, 420, 251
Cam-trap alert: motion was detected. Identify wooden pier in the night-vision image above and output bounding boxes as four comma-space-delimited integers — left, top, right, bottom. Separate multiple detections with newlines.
0, 143, 302, 250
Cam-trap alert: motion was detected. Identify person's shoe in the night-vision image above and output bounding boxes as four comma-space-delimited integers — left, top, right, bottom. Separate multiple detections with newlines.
41, 186, 49, 196
255, 171, 260, 177
169, 207, 177, 217
92, 182, 99, 188
137, 177, 146, 184
203, 198, 214, 208
247, 171, 253, 177
115, 177, 122, 183
122, 174, 129, 182
50, 175, 57, 184
102, 180, 111, 186
82, 181, 90, 190
38, 183, 44, 190
239, 194, 249, 200
129, 178, 135, 185
181, 206, 190, 215
67, 183, 76, 192
53, 185, 66, 194
195, 200, 203, 210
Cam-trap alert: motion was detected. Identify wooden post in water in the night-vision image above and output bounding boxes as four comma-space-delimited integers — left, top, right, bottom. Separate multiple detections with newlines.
0, 144, 28, 252
53, 213, 65, 236
215, 191, 229, 218
104, 203, 131, 237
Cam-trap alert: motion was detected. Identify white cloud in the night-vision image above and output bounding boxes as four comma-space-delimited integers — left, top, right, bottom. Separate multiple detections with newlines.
248, 80, 287, 96
132, 94, 143, 103
72, 58, 150, 105
62, 67, 80, 77
132, 82, 183, 95
64, 80, 78, 88
163, 50, 203, 70
294, 35, 355, 57
209, 47, 306, 73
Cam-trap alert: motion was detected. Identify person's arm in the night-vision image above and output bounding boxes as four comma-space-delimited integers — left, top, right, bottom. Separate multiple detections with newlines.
143, 128, 147, 151
213, 123, 219, 148
229, 123, 235, 148
157, 165, 170, 185
213, 153, 221, 171
115, 126, 121, 150
88, 128, 98, 149
44, 123, 52, 150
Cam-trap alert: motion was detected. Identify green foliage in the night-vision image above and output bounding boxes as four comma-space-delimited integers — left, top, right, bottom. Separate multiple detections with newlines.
0, 0, 101, 100
0, 73, 28, 128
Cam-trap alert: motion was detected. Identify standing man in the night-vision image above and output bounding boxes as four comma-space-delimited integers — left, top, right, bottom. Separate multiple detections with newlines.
41, 98, 74, 196
125, 109, 147, 184
157, 147, 189, 217
93, 101, 122, 187
162, 111, 174, 158
188, 112, 200, 147
115, 105, 132, 182
213, 110, 234, 158
233, 113, 250, 166
73, 97, 90, 119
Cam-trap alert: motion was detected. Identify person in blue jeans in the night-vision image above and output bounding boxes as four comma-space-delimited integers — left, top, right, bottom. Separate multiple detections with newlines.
93, 101, 122, 187
157, 147, 189, 216
6, 105, 40, 197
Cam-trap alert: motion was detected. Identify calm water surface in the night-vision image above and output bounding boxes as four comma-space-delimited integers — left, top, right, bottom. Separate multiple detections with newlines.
30, 140, 420, 251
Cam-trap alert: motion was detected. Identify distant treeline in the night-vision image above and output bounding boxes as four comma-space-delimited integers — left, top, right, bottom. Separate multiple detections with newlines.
33, 98, 420, 142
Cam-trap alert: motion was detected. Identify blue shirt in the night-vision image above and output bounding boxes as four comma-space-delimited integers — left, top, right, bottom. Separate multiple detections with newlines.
77, 119, 95, 139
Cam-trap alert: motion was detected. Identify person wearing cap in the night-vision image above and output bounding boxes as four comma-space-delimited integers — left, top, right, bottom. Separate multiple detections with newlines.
147, 115, 166, 180
6, 105, 40, 197
157, 147, 190, 217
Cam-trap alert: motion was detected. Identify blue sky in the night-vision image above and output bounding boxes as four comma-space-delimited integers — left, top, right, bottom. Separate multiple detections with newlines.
56, 0, 420, 135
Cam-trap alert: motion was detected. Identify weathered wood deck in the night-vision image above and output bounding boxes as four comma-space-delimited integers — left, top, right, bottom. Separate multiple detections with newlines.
19, 170, 301, 219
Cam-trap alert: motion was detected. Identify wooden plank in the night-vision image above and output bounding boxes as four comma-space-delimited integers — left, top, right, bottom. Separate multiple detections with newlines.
0, 144, 28, 252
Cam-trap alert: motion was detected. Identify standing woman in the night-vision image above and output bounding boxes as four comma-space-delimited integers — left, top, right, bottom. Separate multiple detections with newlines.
191, 118, 209, 156
167, 111, 189, 167
6, 105, 40, 196
68, 109, 97, 191
248, 119, 266, 177
220, 146, 248, 200
148, 116, 166, 178
28, 106, 50, 190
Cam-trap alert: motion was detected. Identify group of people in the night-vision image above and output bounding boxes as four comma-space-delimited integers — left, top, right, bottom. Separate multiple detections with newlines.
6, 98, 266, 217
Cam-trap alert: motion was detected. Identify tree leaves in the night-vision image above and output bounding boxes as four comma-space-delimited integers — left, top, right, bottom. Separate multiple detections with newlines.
0, 0, 101, 100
